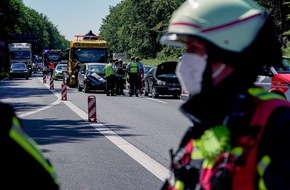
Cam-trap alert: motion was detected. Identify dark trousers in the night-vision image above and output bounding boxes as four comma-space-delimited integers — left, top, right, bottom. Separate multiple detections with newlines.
106, 75, 115, 95
115, 77, 123, 95
129, 73, 138, 96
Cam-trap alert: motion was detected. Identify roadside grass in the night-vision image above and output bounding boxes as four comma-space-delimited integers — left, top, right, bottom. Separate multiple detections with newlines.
139, 58, 179, 67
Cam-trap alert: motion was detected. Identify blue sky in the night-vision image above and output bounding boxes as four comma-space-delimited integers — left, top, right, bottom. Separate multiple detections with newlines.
22, 0, 122, 41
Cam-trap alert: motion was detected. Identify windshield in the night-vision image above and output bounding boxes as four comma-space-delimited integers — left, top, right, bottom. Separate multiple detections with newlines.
73, 48, 107, 63
274, 57, 290, 73
10, 51, 31, 59
144, 66, 153, 74
47, 53, 62, 61
88, 64, 106, 73
12, 63, 26, 69
56, 64, 67, 71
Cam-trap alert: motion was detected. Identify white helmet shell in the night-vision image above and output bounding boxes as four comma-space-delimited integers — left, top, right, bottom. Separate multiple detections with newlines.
160, 0, 269, 52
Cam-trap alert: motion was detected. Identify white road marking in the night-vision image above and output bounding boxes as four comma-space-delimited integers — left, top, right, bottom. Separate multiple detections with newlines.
19, 99, 62, 118
145, 97, 167, 104
22, 78, 173, 182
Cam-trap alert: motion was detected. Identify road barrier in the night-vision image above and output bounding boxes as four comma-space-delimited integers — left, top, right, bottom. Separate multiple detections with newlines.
61, 82, 67, 100
43, 74, 46, 83
88, 95, 97, 122
50, 77, 54, 90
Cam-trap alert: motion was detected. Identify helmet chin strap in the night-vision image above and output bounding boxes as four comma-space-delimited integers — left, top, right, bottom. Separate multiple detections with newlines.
211, 63, 234, 86
212, 64, 226, 78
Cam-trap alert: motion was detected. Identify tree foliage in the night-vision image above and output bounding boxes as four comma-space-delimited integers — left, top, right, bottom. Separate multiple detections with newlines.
1, 0, 290, 71
0, 0, 69, 55
100, 0, 290, 60
99, 0, 185, 60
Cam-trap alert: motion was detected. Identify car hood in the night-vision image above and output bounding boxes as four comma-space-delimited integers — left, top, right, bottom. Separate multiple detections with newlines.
87, 72, 106, 83
156, 61, 177, 76
12, 68, 28, 71
156, 73, 178, 79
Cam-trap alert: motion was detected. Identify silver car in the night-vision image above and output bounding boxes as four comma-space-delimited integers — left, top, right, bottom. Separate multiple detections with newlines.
52, 62, 68, 81
77, 62, 106, 93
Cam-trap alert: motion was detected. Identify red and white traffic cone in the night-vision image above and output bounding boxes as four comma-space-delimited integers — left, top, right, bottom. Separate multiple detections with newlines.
88, 95, 97, 122
61, 82, 67, 100
50, 77, 54, 90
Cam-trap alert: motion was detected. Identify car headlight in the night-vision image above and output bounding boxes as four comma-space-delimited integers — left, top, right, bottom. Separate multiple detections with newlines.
24, 70, 28, 73
157, 80, 166, 86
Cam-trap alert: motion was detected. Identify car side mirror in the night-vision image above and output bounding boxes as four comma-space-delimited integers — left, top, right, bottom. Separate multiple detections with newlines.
80, 70, 85, 74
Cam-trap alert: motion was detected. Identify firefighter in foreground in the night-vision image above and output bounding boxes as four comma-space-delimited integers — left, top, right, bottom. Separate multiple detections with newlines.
160, 0, 290, 189
1, 102, 60, 189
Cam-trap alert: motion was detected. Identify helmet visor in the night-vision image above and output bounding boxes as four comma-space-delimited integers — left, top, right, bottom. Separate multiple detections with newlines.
160, 33, 191, 47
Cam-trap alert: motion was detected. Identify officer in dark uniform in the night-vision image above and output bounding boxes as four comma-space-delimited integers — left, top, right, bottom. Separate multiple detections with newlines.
0, 102, 60, 189
114, 60, 125, 95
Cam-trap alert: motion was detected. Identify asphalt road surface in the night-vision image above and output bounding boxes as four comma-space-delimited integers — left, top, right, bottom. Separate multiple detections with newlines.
0, 73, 192, 190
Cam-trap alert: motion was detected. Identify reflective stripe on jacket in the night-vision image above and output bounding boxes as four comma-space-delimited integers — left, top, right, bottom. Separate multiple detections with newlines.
9, 116, 60, 186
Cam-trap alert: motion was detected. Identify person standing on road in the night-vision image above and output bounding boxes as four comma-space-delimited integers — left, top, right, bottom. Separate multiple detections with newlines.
49, 61, 55, 77
114, 60, 124, 95
73, 61, 81, 87
0, 102, 60, 189
126, 56, 140, 97
122, 62, 128, 95
136, 57, 144, 95
105, 59, 116, 96
159, 0, 290, 189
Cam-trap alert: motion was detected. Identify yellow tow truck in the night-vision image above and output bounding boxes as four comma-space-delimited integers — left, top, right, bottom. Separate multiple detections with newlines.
65, 30, 110, 87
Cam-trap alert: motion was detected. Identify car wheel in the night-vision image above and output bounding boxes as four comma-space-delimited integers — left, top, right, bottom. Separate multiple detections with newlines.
173, 94, 179, 99
66, 77, 74, 88
151, 86, 158, 98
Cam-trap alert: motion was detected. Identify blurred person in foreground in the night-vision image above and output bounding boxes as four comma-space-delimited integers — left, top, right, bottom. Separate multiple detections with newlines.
160, 0, 290, 189
0, 102, 60, 189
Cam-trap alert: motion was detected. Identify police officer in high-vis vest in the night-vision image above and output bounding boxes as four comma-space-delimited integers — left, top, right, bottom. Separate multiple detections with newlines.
126, 56, 139, 97
1, 102, 60, 189
105, 59, 116, 96
160, 0, 290, 189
